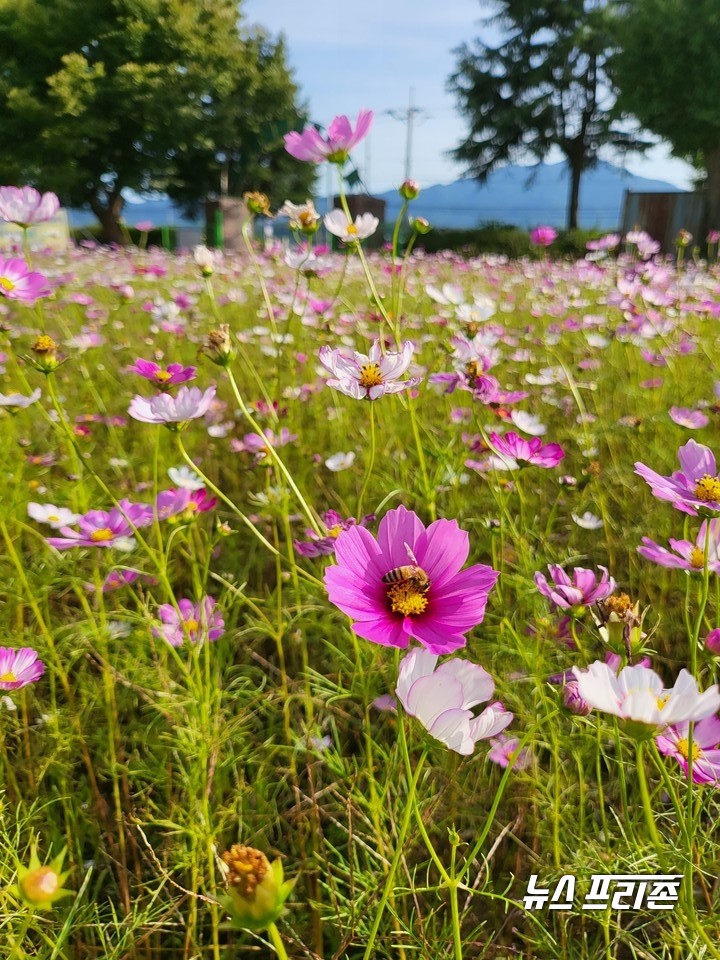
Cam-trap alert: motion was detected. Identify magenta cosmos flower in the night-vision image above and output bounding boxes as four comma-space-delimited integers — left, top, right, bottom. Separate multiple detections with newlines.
129, 359, 197, 390
0, 257, 51, 304
0, 647, 45, 690
396, 647, 512, 754
46, 500, 153, 550
535, 564, 616, 610
530, 225, 558, 246
488, 431, 564, 469
153, 597, 225, 647
128, 386, 216, 426
318, 340, 421, 400
656, 715, 720, 785
488, 734, 531, 770
0, 186, 59, 226
638, 519, 720, 573
284, 109, 373, 164
325, 505, 499, 653
635, 440, 720, 516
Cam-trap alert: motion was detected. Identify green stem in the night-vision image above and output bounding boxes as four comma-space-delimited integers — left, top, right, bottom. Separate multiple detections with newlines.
267, 921, 289, 960
357, 402, 376, 518
635, 741, 663, 857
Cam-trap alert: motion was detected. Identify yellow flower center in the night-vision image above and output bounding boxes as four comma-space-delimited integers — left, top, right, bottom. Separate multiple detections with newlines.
656, 694, 670, 710
695, 474, 720, 503
47, 514, 59, 523
299, 210, 316, 226
0, 275, 15, 292
33, 335, 57, 353
690, 547, 706, 569
154, 370, 172, 383
185, 502, 198, 513
184, 619, 200, 634
675, 737, 701, 761
359, 363, 383, 389
222, 845, 271, 901
90, 528, 114, 542
346, 224, 358, 235
327, 524, 343, 538
0, 671, 16, 682
387, 581, 429, 617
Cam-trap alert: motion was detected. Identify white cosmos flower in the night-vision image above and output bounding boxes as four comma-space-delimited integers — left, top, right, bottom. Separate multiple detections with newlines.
323, 209, 379, 242
168, 466, 205, 491
27, 503, 80, 529
425, 282, 463, 305
510, 410, 547, 436
325, 451, 356, 472
572, 661, 720, 734
396, 648, 513, 755
572, 511, 603, 530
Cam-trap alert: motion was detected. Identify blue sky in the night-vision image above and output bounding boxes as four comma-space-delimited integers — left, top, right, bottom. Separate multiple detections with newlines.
243, 0, 694, 193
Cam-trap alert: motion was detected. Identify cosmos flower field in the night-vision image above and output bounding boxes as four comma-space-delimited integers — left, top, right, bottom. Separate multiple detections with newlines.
3, 186, 720, 958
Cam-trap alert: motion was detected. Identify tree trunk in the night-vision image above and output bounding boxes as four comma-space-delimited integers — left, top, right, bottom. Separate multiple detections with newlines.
705, 146, 720, 231
566, 159, 582, 231
89, 192, 127, 245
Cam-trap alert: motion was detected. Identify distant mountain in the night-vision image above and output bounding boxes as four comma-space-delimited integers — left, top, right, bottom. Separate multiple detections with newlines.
370, 161, 685, 230
67, 160, 685, 233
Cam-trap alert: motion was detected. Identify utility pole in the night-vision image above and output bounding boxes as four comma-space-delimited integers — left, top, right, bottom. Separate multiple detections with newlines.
385, 87, 426, 182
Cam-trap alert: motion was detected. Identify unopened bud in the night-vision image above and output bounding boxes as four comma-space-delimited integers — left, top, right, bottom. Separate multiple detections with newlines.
194, 244, 215, 277
244, 192, 271, 217
410, 216, 431, 235
399, 179, 420, 200
706, 628, 720, 655
219, 844, 295, 932
16, 847, 72, 910
563, 681, 591, 716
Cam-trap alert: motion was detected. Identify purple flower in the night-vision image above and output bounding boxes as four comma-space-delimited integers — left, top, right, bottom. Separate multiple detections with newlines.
637, 519, 720, 573
707, 629, 720, 655
669, 407, 709, 430
284, 110, 373, 165
0, 257, 51, 304
318, 340, 421, 400
488, 431, 565, 469
562, 680, 591, 716
153, 597, 225, 647
656, 715, 720, 785
230, 428, 297, 460
488, 734, 530, 770
635, 439, 720, 516
295, 510, 374, 558
396, 647, 512, 755
530, 226, 558, 247
155, 488, 192, 520
324, 504, 499, 654
0, 647, 45, 690
46, 500, 153, 550
128, 386, 216, 427
85, 569, 144, 593
129, 359, 197, 390
0, 186, 59, 226
534, 564, 616, 610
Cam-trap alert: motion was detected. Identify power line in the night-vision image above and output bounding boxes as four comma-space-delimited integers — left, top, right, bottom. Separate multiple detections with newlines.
384, 87, 428, 181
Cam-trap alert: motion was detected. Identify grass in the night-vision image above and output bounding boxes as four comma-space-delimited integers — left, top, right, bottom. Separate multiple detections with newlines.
1, 228, 719, 959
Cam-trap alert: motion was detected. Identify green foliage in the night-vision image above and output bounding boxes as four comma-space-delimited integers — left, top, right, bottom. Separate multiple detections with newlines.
0, 0, 315, 237
449, 0, 648, 228
415, 223, 605, 257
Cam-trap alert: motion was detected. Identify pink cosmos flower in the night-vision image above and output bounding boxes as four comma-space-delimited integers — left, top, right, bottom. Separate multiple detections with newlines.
129, 359, 197, 390
656, 715, 720, 785
669, 407, 709, 430
135, 220, 154, 232
707, 629, 720, 655
230, 428, 297, 460
0, 186, 59, 226
572, 660, 720, 734
325, 505, 499, 653
46, 500, 153, 550
0, 647, 45, 690
637, 519, 720, 573
153, 597, 225, 647
323, 209, 379, 242
295, 510, 374, 558
488, 734, 531, 770
530, 226, 558, 246
635, 439, 720, 516
284, 110, 374, 164
85, 569, 144, 593
488, 431, 564, 469
395, 647, 512, 754
534, 564, 616, 610
318, 340, 421, 400
0, 257, 51, 304
128, 386, 216, 426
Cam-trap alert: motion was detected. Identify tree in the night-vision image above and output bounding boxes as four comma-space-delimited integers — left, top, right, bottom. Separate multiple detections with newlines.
449, 0, 646, 229
610, 0, 720, 228
0, 0, 314, 242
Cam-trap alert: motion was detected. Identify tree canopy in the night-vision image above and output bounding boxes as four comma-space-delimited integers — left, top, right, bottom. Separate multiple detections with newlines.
0, 0, 315, 240
449, 0, 646, 229
610, 0, 720, 227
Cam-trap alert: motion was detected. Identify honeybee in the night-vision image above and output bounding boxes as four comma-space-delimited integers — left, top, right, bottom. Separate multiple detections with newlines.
381, 543, 431, 593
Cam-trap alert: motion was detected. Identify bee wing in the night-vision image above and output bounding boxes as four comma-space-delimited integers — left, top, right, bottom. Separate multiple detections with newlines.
403, 541, 420, 566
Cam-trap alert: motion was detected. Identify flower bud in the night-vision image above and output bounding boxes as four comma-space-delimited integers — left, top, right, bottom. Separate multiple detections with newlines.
563, 680, 591, 716
675, 229, 692, 248
201, 324, 235, 367
16, 847, 72, 910
29, 335, 62, 374
399, 179, 420, 200
706, 628, 720, 655
193, 244, 216, 278
219, 845, 295, 932
244, 192, 272, 217
410, 216, 431, 235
